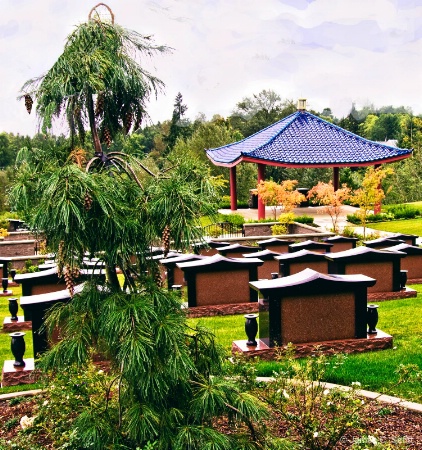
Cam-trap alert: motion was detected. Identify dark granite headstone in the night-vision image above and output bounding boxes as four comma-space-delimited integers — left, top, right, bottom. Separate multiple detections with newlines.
275, 249, 329, 277
250, 268, 376, 347
326, 246, 405, 293
289, 239, 333, 253
177, 254, 263, 307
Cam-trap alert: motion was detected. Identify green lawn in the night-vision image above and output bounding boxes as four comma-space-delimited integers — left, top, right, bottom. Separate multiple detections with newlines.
366, 218, 422, 235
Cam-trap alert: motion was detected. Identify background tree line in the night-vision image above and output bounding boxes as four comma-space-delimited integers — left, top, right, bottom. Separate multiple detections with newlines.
2, 90, 421, 211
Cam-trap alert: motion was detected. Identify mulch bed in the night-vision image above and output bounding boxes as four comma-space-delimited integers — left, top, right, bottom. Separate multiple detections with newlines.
0, 395, 422, 448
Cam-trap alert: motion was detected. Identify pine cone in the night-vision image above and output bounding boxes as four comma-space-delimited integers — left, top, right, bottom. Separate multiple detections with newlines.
84, 191, 93, 211
57, 241, 65, 275
152, 264, 163, 288
24, 95, 33, 114
64, 265, 75, 297
103, 127, 112, 148
162, 225, 171, 257
124, 111, 133, 134
95, 93, 104, 117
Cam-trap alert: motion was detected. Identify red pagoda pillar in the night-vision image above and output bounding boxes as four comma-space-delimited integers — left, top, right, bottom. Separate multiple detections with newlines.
230, 166, 237, 211
257, 163, 266, 220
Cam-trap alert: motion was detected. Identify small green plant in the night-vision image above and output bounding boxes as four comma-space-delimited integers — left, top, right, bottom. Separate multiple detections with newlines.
395, 363, 422, 384
351, 434, 407, 449
23, 259, 39, 273
9, 396, 26, 406
262, 347, 365, 450
377, 406, 393, 417
30, 364, 113, 448
3, 417, 19, 431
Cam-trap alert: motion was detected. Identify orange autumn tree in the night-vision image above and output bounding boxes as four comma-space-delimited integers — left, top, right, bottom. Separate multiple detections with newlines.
257, 179, 305, 220
307, 181, 351, 233
350, 166, 394, 238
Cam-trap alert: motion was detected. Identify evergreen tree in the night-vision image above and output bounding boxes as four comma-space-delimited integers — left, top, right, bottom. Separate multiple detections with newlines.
164, 92, 192, 154
10, 6, 270, 448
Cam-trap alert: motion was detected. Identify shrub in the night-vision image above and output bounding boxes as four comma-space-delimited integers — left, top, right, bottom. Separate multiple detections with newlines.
294, 215, 314, 225
346, 213, 362, 225
278, 212, 296, 224
347, 212, 393, 224
246, 218, 277, 224
384, 204, 422, 219
365, 212, 394, 222
218, 198, 249, 209
218, 213, 245, 228
271, 224, 288, 235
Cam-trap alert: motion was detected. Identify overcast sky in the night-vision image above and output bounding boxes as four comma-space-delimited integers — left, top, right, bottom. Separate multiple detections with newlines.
1, 0, 422, 136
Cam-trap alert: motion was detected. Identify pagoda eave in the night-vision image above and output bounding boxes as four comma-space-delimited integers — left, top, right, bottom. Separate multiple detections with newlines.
208, 152, 412, 169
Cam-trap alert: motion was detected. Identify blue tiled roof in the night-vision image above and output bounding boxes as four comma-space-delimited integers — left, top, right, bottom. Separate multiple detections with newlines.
206, 111, 412, 167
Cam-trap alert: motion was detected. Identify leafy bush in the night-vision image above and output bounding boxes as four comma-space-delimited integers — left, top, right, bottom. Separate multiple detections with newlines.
347, 212, 393, 224
245, 218, 277, 224
218, 198, 249, 209
278, 212, 296, 224
271, 224, 288, 235
366, 212, 394, 222
384, 204, 422, 219
294, 215, 314, 225
346, 213, 362, 224
23, 259, 39, 274
218, 213, 245, 228
0, 211, 19, 229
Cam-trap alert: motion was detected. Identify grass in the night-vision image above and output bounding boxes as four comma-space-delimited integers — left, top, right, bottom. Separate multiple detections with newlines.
365, 218, 422, 236
188, 285, 422, 403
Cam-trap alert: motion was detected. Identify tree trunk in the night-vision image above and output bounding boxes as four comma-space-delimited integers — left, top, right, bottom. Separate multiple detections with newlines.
106, 264, 121, 292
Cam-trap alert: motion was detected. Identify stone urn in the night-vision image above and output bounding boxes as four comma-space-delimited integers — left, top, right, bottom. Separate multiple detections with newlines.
400, 270, 408, 290
8, 297, 19, 321
244, 314, 258, 346
10, 269, 17, 282
9, 332, 26, 367
2, 277, 8, 293
367, 304, 379, 335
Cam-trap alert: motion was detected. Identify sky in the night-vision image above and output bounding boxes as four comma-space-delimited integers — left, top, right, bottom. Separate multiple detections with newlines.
1, 0, 422, 136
